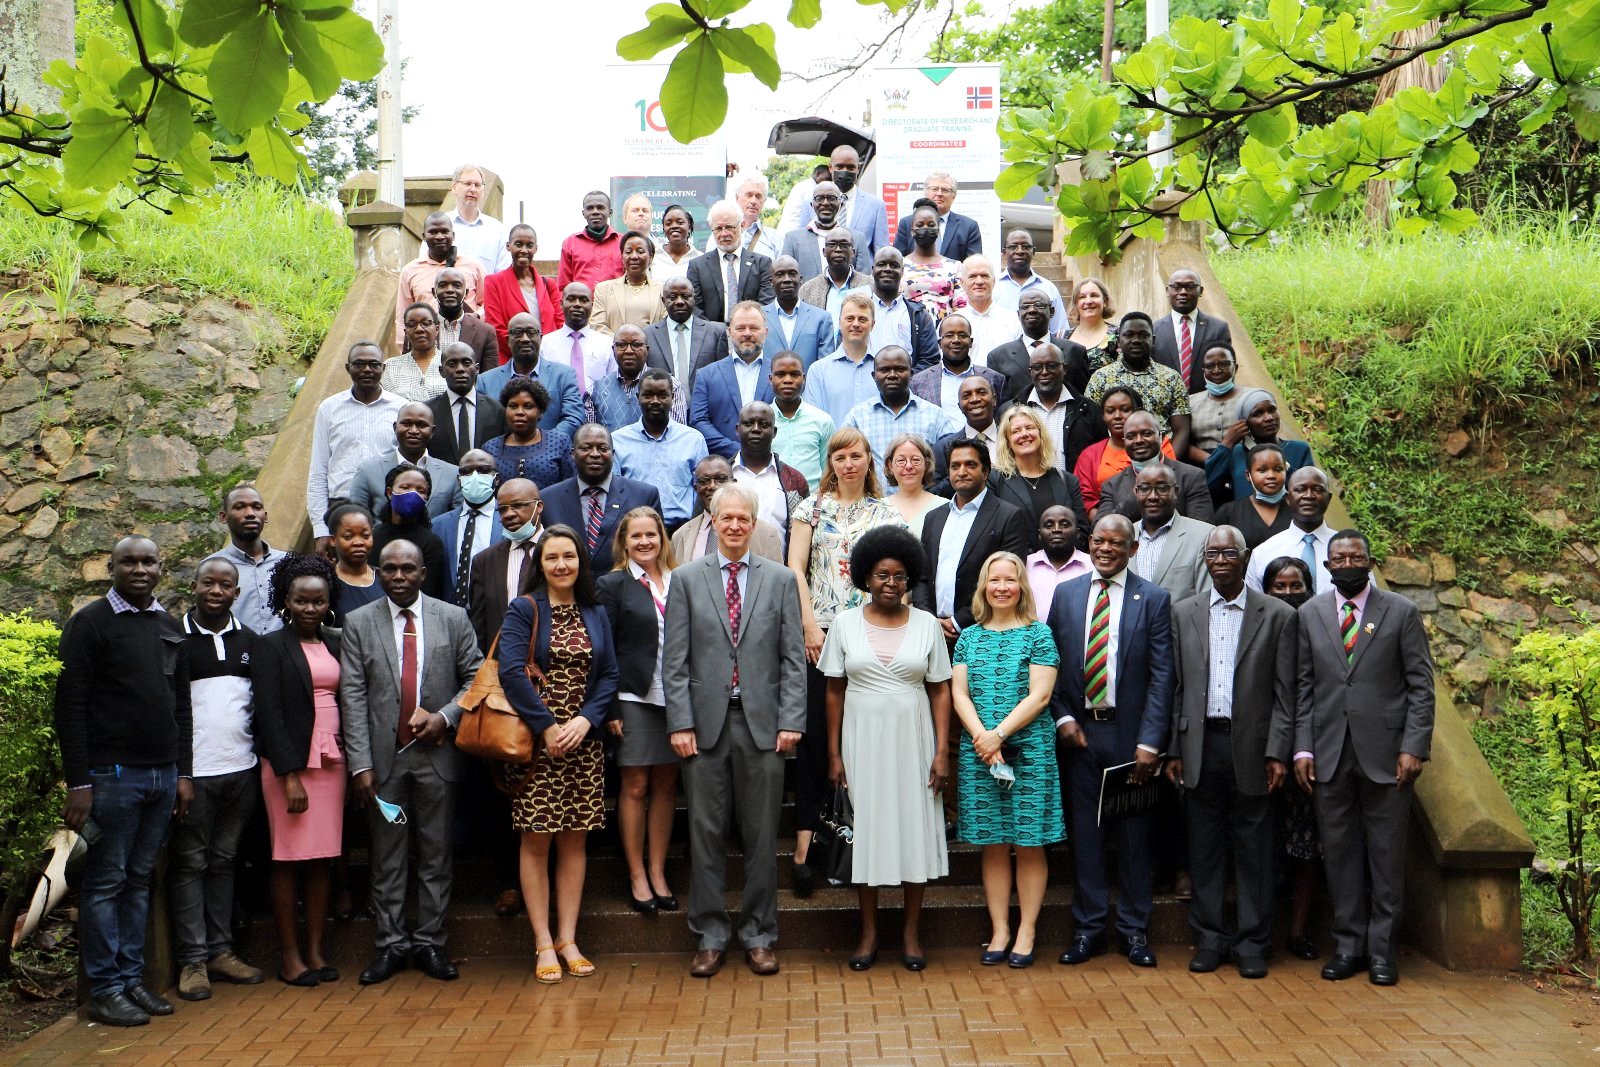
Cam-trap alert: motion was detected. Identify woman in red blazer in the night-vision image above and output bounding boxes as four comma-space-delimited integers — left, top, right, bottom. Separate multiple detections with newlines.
483, 223, 563, 355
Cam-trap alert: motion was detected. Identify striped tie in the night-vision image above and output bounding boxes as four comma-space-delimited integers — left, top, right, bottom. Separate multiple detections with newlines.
1178, 315, 1194, 384
1341, 601, 1358, 665
584, 486, 604, 553
1084, 579, 1112, 705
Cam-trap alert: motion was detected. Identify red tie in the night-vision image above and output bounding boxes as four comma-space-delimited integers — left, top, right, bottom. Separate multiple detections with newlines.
1178, 315, 1193, 384
397, 608, 418, 747
584, 486, 604, 553
725, 561, 742, 689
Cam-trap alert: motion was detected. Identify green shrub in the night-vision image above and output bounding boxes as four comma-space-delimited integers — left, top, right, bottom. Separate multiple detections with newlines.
0, 613, 63, 904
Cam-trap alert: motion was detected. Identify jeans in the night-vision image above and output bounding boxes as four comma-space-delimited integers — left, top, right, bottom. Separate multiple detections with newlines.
80, 763, 178, 999
168, 767, 258, 964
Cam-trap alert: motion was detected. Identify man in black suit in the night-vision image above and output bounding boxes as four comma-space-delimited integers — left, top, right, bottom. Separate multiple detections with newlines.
1153, 269, 1234, 393
433, 267, 498, 370
1295, 530, 1435, 987
988, 291, 1088, 403
1096, 411, 1214, 523
466, 478, 543, 651
688, 201, 775, 324
891, 171, 982, 260
542, 423, 663, 573
427, 342, 505, 465
646, 277, 729, 392
1165, 525, 1297, 979
913, 438, 1031, 640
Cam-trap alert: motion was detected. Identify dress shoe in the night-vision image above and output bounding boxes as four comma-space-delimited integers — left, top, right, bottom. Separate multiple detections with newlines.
690, 949, 725, 978
207, 951, 264, 984
359, 948, 410, 985
278, 969, 319, 987
629, 892, 659, 915
1058, 935, 1106, 966
317, 966, 340, 983
494, 888, 524, 917
87, 991, 149, 1027
413, 945, 459, 981
1007, 950, 1036, 969
176, 963, 211, 1001
792, 861, 816, 899
1369, 960, 1399, 986
1320, 953, 1368, 981
1188, 948, 1224, 973
980, 941, 1010, 966
902, 954, 926, 972
848, 944, 878, 971
746, 946, 780, 975
123, 984, 174, 1016
1236, 955, 1269, 979
1119, 934, 1157, 968
1288, 935, 1319, 960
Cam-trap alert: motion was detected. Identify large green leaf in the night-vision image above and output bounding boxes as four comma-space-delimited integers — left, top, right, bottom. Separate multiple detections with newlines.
1245, 103, 1297, 147
62, 107, 136, 190
114, 0, 176, 55
618, 4, 700, 60
178, 0, 259, 48
1320, 13, 1363, 74
277, 11, 340, 99
994, 161, 1046, 201
144, 82, 194, 159
246, 123, 301, 183
209, 12, 291, 132
660, 34, 727, 143
787, 0, 822, 28
696, 0, 755, 17
298, 8, 383, 86
710, 25, 780, 89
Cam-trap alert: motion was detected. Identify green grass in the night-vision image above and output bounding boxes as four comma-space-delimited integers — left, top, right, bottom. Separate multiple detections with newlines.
0, 180, 351, 361
1215, 216, 1600, 569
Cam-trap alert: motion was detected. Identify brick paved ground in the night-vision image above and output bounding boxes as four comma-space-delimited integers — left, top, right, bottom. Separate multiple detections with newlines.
6, 950, 1597, 1066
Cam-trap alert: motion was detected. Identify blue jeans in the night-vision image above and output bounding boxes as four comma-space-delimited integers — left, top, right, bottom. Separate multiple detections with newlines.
168, 767, 257, 964
80, 763, 178, 999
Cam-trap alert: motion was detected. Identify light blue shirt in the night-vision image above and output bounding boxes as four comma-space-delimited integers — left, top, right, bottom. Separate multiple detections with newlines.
842, 393, 962, 483
803, 347, 878, 427
612, 420, 709, 524
938, 367, 976, 418
935, 490, 986, 617
731, 354, 765, 407
823, 277, 868, 329
994, 270, 1069, 335
867, 294, 912, 354
774, 304, 799, 349
204, 542, 288, 634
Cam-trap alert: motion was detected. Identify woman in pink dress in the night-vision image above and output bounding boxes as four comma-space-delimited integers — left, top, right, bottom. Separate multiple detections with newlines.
252, 553, 346, 987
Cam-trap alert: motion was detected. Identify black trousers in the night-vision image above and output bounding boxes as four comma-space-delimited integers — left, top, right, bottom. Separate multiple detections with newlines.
1184, 726, 1275, 957
792, 658, 830, 835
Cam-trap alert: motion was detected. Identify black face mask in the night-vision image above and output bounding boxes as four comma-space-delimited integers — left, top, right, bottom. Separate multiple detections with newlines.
1274, 591, 1311, 609
1327, 566, 1370, 596
832, 170, 858, 193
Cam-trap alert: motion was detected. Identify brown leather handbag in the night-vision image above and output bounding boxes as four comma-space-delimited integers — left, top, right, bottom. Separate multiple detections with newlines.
455, 595, 544, 765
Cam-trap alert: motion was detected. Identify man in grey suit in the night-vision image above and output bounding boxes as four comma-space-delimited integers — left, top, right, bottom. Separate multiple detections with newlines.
1165, 526, 1297, 979
340, 540, 484, 986
663, 483, 807, 979
1294, 529, 1434, 987
346, 402, 461, 521
1097, 413, 1213, 524
1127, 464, 1213, 603
645, 278, 730, 392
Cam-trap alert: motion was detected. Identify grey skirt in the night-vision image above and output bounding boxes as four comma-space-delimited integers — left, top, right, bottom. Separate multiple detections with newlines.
616, 698, 675, 766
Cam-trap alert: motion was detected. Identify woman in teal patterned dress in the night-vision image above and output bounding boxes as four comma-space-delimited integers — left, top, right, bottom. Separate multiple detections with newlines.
952, 550, 1063, 969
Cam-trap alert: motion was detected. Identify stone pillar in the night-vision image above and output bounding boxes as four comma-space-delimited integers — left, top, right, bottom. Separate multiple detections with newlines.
0, 0, 76, 112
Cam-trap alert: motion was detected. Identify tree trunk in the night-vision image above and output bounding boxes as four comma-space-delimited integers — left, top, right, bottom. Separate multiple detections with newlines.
1364, 16, 1445, 226
1101, 0, 1116, 82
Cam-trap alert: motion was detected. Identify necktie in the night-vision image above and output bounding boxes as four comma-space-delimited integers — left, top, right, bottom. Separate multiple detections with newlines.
456, 395, 471, 453
397, 608, 418, 748
1084, 579, 1111, 706
838, 192, 850, 230
569, 330, 588, 396
584, 485, 604, 553
1178, 315, 1194, 385
723, 253, 739, 323
674, 322, 689, 383
514, 543, 534, 594
454, 510, 478, 606
725, 561, 743, 689
1341, 601, 1359, 665
1301, 532, 1318, 575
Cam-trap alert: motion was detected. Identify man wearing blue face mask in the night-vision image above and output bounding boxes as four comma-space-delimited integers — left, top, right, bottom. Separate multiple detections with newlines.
433, 449, 505, 607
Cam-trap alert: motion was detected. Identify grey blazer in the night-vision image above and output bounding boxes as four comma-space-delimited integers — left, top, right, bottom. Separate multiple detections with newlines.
338, 594, 484, 786
1137, 514, 1215, 604
669, 514, 785, 565
1294, 586, 1435, 784
1169, 587, 1297, 794
661, 552, 807, 750
347, 452, 461, 521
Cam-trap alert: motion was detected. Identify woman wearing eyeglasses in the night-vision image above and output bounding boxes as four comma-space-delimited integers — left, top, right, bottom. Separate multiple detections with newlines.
883, 433, 947, 537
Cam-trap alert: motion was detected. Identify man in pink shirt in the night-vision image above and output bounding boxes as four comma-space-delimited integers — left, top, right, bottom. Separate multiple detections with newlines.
1026, 505, 1092, 616
397, 212, 485, 348
558, 191, 625, 290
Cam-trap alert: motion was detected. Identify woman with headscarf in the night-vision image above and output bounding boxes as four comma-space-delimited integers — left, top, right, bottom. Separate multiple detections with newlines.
1203, 387, 1313, 502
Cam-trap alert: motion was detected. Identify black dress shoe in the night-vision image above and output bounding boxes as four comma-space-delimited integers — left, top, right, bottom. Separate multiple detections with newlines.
87, 992, 149, 1027
847, 945, 878, 971
902, 954, 926, 972
1320, 953, 1368, 981
653, 893, 680, 912
1369, 960, 1399, 986
1236, 955, 1269, 979
629, 892, 659, 915
1119, 934, 1157, 968
1058, 935, 1106, 966
412, 945, 459, 981
1288, 935, 1319, 960
123, 984, 174, 1016
1188, 948, 1224, 973
792, 861, 816, 899
359, 948, 410, 985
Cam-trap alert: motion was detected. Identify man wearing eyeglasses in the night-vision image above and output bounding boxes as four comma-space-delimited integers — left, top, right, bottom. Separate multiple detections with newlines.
669, 456, 785, 564
1163, 525, 1296, 980
1152, 269, 1234, 393
1124, 464, 1213, 603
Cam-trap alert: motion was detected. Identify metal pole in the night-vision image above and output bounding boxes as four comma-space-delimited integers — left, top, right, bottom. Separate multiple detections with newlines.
1146, 0, 1171, 175
374, 0, 404, 207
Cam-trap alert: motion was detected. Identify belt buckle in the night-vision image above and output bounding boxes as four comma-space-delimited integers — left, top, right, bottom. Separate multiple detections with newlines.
1088, 707, 1116, 723
1205, 717, 1232, 732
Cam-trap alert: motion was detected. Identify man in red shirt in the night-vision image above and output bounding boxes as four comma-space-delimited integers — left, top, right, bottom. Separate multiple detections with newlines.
558, 191, 624, 291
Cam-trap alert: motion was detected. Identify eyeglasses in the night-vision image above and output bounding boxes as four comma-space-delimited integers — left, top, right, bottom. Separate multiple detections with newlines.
1167, 281, 1200, 292
1203, 548, 1243, 561
695, 474, 732, 487
1132, 484, 1175, 496
890, 455, 923, 468
870, 572, 909, 586
507, 328, 540, 338
1327, 554, 1370, 567
496, 500, 540, 513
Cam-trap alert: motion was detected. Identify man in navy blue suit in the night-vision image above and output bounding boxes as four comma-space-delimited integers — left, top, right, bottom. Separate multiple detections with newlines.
691, 301, 775, 459
763, 255, 835, 367
1047, 513, 1174, 969
891, 171, 982, 261
475, 312, 583, 438
541, 424, 662, 572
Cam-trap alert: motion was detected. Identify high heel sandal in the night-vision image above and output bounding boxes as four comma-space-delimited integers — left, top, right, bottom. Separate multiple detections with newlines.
535, 945, 563, 985
555, 940, 595, 977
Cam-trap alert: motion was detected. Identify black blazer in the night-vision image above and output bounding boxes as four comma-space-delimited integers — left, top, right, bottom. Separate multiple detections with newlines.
986, 333, 1091, 403
987, 468, 1090, 551
252, 626, 342, 776
1096, 459, 1216, 524
457, 313, 500, 372
595, 568, 665, 698
687, 249, 775, 323
913, 492, 1032, 628
1152, 311, 1234, 393
467, 538, 537, 651
426, 389, 507, 465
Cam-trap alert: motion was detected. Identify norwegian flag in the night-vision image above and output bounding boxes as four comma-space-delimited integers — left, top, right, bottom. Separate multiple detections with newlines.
966, 86, 994, 110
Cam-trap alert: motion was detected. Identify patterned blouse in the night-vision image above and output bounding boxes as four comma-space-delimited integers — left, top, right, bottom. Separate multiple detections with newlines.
380, 353, 448, 403
1085, 360, 1191, 434
1076, 324, 1119, 372
901, 258, 967, 321
792, 494, 905, 630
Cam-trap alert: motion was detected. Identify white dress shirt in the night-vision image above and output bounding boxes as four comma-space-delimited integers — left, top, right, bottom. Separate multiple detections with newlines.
446, 388, 478, 445
307, 389, 408, 537
505, 539, 538, 609
731, 354, 765, 407
552, 325, 617, 393
963, 302, 1023, 364
935, 490, 986, 617
622, 560, 672, 706
1056, 568, 1127, 726
732, 456, 787, 534
1246, 522, 1337, 594
454, 502, 496, 568
1206, 586, 1247, 720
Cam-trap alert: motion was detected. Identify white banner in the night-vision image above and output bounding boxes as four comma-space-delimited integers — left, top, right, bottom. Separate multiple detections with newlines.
872, 63, 1003, 257
602, 64, 727, 239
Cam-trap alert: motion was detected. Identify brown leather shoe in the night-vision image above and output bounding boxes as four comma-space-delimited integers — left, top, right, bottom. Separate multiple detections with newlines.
745, 946, 779, 975
690, 949, 725, 978
494, 889, 524, 917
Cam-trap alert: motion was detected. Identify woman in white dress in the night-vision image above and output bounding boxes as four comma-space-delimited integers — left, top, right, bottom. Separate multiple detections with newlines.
822, 525, 951, 973
883, 433, 947, 537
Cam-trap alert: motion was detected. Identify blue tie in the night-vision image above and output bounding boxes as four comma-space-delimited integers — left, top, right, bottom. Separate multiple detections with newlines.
1301, 532, 1318, 575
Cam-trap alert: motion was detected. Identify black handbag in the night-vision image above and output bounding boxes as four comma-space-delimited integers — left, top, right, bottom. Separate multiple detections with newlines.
813, 784, 855, 885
